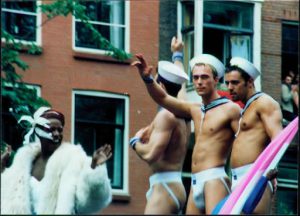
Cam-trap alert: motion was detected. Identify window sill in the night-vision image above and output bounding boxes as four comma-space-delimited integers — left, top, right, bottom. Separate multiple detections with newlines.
1, 41, 43, 55
112, 193, 131, 202
73, 50, 132, 64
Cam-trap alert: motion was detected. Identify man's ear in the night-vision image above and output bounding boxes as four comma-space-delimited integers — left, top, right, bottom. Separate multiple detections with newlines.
214, 76, 219, 83
248, 78, 255, 86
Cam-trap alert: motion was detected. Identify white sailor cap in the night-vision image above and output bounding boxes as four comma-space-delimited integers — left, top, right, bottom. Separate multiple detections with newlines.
230, 57, 260, 80
189, 54, 225, 78
158, 61, 189, 84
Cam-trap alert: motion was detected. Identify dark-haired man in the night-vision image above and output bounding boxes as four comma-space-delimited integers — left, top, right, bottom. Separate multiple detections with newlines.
225, 57, 283, 214
130, 37, 191, 214
1, 107, 112, 214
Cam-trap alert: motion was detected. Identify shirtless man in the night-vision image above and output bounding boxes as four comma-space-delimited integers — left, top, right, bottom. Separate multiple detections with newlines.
130, 37, 190, 214
225, 57, 283, 214
132, 50, 241, 214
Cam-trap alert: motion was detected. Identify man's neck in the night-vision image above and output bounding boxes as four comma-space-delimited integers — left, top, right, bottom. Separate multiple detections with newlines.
201, 91, 220, 105
244, 88, 258, 104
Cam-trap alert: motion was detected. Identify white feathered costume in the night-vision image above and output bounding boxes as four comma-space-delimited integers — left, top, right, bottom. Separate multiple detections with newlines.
1, 141, 112, 214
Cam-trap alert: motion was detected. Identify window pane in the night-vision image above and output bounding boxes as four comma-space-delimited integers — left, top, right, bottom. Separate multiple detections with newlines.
75, 94, 124, 124
204, 1, 253, 30
80, 0, 124, 25
74, 94, 126, 189
282, 24, 298, 55
1, 11, 36, 41
182, 1, 194, 29
276, 188, 297, 214
2, 1, 36, 12
75, 22, 125, 50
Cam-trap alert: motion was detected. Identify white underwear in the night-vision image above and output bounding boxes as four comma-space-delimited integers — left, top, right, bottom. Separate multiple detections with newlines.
191, 166, 230, 210
146, 171, 183, 211
231, 163, 273, 192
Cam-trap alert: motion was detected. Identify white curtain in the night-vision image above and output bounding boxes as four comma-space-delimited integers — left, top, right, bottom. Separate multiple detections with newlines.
230, 35, 251, 60
110, 1, 123, 49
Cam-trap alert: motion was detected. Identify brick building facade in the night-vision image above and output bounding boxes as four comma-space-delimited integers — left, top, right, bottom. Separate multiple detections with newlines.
1, 0, 298, 215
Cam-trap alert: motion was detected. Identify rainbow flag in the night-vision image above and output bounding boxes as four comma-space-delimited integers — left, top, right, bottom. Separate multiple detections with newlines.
217, 117, 298, 214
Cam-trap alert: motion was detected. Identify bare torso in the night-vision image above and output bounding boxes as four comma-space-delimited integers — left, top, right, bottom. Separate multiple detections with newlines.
149, 109, 191, 173
231, 95, 282, 168
190, 102, 238, 173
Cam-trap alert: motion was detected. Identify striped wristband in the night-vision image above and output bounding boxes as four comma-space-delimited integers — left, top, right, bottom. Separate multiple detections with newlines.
172, 51, 183, 62
142, 75, 154, 84
129, 137, 140, 150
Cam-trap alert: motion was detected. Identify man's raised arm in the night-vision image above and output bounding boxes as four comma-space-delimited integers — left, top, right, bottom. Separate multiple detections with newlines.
132, 53, 191, 119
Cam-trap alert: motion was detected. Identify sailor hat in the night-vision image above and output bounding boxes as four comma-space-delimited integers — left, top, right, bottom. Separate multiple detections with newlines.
158, 61, 189, 84
189, 54, 225, 78
230, 57, 261, 80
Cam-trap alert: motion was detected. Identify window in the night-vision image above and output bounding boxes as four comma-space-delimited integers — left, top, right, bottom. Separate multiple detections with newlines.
72, 90, 129, 195
281, 21, 298, 79
1, 84, 41, 151
180, 0, 255, 85
1, 1, 41, 45
276, 138, 298, 215
73, 0, 129, 54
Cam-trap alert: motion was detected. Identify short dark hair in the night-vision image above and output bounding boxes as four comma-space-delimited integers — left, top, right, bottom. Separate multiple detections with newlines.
156, 75, 181, 97
225, 65, 251, 82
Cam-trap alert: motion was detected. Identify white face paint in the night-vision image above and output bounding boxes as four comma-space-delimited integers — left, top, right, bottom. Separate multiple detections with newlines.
35, 127, 53, 141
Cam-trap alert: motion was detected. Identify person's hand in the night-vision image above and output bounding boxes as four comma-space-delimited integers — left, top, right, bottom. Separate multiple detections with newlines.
91, 144, 112, 169
131, 54, 154, 79
1, 145, 12, 172
266, 168, 278, 194
135, 126, 151, 143
171, 36, 184, 53
291, 84, 298, 92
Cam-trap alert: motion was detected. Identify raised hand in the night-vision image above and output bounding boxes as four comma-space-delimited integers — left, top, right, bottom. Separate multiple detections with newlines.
131, 53, 154, 79
171, 36, 184, 53
91, 144, 112, 169
135, 126, 151, 143
1, 145, 12, 173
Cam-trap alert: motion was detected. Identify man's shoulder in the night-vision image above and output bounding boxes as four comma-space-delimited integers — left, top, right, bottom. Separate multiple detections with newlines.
221, 100, 241, 113
255, 93, 281, 110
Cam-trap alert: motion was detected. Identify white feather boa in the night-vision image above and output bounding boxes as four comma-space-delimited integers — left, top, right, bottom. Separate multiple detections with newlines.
1, 142, 112, 214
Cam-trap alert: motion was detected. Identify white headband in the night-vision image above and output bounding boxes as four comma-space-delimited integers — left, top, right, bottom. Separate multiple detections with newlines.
18, 107, 52, 145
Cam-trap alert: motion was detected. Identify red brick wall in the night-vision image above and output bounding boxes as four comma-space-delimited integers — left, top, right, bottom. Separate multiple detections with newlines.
18, 1, 159, 214
261, 0, 299, 102
261, 1, 298, 214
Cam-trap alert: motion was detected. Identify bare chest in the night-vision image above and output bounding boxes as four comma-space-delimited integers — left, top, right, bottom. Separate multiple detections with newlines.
240, 106, 261, 131
191, 106, 230, 134
31, 157, 47, 181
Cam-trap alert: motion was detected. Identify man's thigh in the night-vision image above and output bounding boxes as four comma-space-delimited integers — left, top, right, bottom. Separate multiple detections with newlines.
144, 184, 179, 214
252, 185, 273, 214
185, 188, 204, 215
204, 178, 230, 214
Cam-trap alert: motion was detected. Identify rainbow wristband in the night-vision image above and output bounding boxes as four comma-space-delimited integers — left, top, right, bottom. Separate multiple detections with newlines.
172, 51, 183, 62
129, 137, 140, 150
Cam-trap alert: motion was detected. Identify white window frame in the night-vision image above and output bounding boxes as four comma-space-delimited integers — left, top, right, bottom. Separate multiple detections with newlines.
1, 0, 42, 46
72, 1, 130, 55
71, 90, 129, 196
178, 0, 262, 93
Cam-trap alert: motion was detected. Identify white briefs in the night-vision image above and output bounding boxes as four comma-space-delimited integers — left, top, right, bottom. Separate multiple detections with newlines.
231, 163, 274, 192
191, 166, 230, 210
146, 171, 183, 211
